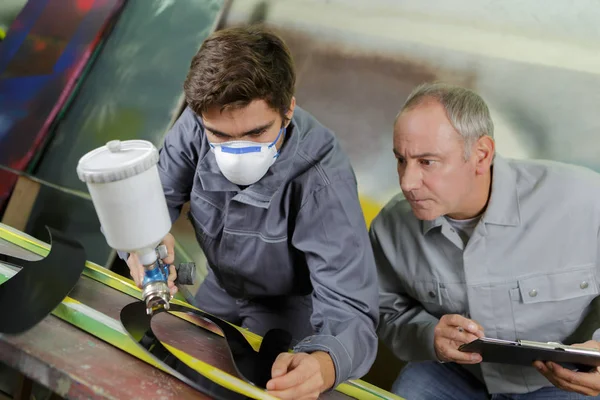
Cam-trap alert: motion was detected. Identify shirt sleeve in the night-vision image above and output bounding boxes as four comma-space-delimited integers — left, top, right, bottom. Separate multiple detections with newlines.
369, 217, 440, 362
291, 177, 379, 387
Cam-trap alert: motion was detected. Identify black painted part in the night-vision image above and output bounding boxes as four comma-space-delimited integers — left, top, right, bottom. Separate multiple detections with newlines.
120, 301, 292, 397
167, 304, 292, 389
0, 227, 86, 335
120, 301, 249, 400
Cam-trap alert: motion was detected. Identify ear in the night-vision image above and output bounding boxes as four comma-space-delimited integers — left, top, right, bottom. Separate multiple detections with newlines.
474, 136, 495, 175
284, 97, 296, 126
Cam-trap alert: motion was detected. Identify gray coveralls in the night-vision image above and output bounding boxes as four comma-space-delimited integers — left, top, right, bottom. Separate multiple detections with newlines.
154, 106, 379, 386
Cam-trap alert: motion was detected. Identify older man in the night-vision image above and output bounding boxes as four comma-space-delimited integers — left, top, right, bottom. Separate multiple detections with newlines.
371, 82, 600, 399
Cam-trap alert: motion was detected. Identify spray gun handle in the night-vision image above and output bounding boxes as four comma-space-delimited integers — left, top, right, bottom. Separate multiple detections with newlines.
156, 244, 196, 286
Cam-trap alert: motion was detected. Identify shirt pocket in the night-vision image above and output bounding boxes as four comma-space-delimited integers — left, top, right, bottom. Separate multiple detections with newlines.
188, 192, 225, 242
412, 280, 465, 318
509, 265, 598, 342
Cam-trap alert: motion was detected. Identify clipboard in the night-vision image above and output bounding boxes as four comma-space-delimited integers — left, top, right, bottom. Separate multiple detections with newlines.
459, 337, 600, 372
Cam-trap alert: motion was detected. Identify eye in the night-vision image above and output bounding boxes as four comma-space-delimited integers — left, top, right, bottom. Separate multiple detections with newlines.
420, 159, 435, 167
248, 129, 267, 138
396, 157, 405, 165
208, 130, 226, 139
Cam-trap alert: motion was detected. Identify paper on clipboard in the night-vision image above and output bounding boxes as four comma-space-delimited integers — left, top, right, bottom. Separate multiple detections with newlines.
459, 337, 600, 372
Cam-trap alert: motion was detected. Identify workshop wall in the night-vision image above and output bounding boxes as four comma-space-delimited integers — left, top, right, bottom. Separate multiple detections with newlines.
0, 0, 223, 273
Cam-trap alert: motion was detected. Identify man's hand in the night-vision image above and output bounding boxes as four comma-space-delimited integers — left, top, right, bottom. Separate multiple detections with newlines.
534, 340, 600, 396
266, 351, 335, 400
434, 314, 485, 364
126, 233, 178, 295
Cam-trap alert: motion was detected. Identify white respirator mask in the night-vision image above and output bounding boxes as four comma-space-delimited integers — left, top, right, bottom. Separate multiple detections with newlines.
209, 126, 285, 186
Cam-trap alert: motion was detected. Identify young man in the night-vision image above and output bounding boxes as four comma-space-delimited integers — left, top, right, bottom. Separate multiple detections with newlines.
124, 26, 378, 399
371, 82, 600, 399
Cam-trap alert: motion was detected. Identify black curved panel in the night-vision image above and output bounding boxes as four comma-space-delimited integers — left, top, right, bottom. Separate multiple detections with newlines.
121, 301, 250, 400
120, 301, 292, 397
0, 227, 86, 334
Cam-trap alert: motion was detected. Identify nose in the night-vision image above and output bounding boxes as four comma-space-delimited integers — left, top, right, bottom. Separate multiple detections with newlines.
399, 163, 422, 192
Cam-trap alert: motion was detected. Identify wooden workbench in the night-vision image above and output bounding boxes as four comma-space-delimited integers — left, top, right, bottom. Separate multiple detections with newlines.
0, 313, 207, 399
0, 272, 217, 399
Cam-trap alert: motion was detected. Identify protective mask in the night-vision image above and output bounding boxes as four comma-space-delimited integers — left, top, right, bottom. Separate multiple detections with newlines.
209, 126, 285, 186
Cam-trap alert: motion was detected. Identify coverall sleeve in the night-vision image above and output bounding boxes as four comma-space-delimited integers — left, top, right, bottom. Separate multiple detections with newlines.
157, 107, 202, 223
291, 177, 379, 387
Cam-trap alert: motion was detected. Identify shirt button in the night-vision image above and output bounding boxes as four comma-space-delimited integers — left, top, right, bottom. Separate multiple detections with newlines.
529, 289, 538, 297
428, 291, 436, 298
580, 281, 589, 289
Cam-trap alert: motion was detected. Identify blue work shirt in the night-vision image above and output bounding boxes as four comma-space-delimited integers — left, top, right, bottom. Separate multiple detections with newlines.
157, 106, 379, 386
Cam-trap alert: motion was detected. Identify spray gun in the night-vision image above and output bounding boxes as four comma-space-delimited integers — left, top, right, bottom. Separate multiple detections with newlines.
77, 140, 196, 314
140, 244, 196, 314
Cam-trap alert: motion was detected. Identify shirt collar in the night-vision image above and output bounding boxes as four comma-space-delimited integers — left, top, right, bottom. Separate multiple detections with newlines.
196, 121, 300, 209
421, 154, 521, 234
481, 154, 521, 227
421, 218, 443, 235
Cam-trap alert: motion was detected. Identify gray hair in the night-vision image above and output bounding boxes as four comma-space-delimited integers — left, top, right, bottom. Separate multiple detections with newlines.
398, 82, 494, 159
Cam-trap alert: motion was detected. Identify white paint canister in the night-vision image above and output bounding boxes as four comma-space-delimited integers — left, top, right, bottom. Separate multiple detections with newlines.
77, 140, 171, 265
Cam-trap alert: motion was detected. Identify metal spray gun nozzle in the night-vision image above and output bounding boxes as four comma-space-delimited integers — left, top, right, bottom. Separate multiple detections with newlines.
141, 244, 196, 315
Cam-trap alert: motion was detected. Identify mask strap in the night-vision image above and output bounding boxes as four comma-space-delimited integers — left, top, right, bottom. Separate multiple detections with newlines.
268, 126, 286, 149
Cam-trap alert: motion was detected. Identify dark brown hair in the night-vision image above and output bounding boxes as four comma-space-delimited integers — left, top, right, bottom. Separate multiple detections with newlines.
183, 25, 296, 120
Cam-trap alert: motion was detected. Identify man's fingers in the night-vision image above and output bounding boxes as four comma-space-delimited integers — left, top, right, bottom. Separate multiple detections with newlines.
462, 322, 484, 337
442, 314, 470, 327
161, 233, 176, 264
166, 265, 178, 295
536, 362, 600, 396
127, 254, 144, 287
162, 252, 175, 265
439, 346, 482, 364
435, 317, 483, 364
533, 361, 545, 371
437, 324, 479, 345
538, 361, 600, 396
269, 353, 294, 383
571, 340, 600, 351
268, 358, 315, 391
474, 322, 485, 333
546, 362, 600, 391
267, 373, 322, 400
442, 314, 484, 337
167, 278, 178, 295
435, 337, 482, 363
168, 265, 177, 283
129, 268, 140, 286
450, 329, 480, 345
